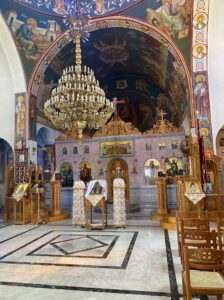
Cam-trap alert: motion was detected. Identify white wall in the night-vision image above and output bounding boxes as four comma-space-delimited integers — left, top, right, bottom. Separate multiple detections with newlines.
208, 0, 224, 152
0, 14, 26, 148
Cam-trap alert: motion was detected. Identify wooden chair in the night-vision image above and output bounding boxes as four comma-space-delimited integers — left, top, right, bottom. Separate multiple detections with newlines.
180, 229, 219, 263
217, 218, 224, 250
176, 211, 201, 256
207, 211, 224, 249
182, 246, 224, 300
177, 214, 209, 257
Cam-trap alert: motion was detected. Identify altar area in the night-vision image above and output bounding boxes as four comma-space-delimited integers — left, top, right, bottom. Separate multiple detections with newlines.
54, 112, 185, 220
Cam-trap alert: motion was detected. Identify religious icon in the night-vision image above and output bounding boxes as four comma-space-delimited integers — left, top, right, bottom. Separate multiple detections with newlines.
199, 127, 212, 150
144, 158, 160, 184
19, 154, 25, 163
194, 13, 207, 30
194, 74, 209, 117
90, 181, 103, 195
190, 182, 196, 192
193, 44, 207, 59
185, 180, 202, 194
165, 157, 183, 176
80, 162, 92, 184
15, 95, 26, 140
60, 162, 73, 187
101, 141, 133, 157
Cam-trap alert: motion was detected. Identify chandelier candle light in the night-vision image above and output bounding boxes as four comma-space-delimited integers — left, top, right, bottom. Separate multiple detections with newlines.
44, 14, 114, 141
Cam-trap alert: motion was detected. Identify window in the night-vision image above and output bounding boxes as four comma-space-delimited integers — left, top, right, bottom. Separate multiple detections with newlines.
62, 147, 67, 155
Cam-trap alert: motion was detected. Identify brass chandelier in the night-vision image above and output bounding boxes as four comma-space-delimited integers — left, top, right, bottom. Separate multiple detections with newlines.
44, 14, 114, 140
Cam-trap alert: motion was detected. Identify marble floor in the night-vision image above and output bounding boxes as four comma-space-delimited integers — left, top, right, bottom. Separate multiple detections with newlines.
0, 219, 215, 300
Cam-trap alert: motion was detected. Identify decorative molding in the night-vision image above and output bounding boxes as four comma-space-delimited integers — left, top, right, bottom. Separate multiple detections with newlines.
94, 117, 141, 137
144, 110, 181, 135
56, 128, 92, 141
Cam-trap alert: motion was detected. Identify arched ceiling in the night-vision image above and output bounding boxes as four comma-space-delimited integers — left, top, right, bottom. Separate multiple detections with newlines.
36, 27, 188, 132
0, 0, 191, 133
0, 0, 191, 80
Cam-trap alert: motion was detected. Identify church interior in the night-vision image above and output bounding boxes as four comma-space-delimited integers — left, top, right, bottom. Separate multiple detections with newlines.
0, 0, 224, 299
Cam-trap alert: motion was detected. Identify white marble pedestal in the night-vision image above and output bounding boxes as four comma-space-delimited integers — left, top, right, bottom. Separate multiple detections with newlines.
113, 178, 126, 227
72, 180, 85, 226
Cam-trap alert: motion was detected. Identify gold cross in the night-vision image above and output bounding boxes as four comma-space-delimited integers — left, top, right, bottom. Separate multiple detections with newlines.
158, 109, 167, 121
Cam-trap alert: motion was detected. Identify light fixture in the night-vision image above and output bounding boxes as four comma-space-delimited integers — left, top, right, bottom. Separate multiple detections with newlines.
44, 13, 114, 141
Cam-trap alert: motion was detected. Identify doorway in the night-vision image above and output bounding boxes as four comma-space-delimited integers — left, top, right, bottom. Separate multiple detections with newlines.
107, 158, 129, 203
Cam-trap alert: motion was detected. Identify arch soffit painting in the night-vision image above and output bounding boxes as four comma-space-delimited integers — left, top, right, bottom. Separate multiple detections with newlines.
28, 16, 194, 125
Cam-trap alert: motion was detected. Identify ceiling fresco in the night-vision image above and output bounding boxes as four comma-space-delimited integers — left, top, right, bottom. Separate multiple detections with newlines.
12, 0, 143, 17
36, 27, 188, 131
123, 0, 191, 62
0, 0, 191, 81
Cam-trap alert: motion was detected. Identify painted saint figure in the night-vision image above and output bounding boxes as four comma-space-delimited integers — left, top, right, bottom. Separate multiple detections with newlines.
16, 95, 26, 139
194, 74, 209, 118
15, 18, 38, 60
194, 45, 206, 59
145, 160, 158, 183
195, 14, 207, 30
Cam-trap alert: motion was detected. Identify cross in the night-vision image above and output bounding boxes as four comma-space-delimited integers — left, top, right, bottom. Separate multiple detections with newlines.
157, 109, 167, 121
112, 97, 126, 119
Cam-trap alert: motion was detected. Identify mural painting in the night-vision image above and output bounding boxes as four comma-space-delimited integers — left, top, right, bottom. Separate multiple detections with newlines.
13, 0, 142, 17
1, 1, 64, 79
124, 0, 191, 63
15, 93, 27, 149
192, 0, 212, 150
101, 141, 133, 157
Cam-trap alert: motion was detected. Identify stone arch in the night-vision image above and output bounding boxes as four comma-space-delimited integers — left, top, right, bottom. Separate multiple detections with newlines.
28, 16, 194, 126
216, 125, 224, 157
0, 14, 26, 147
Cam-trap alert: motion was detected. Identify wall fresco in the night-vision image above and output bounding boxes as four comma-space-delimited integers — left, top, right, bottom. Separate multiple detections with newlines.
193, 0, 212, 150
